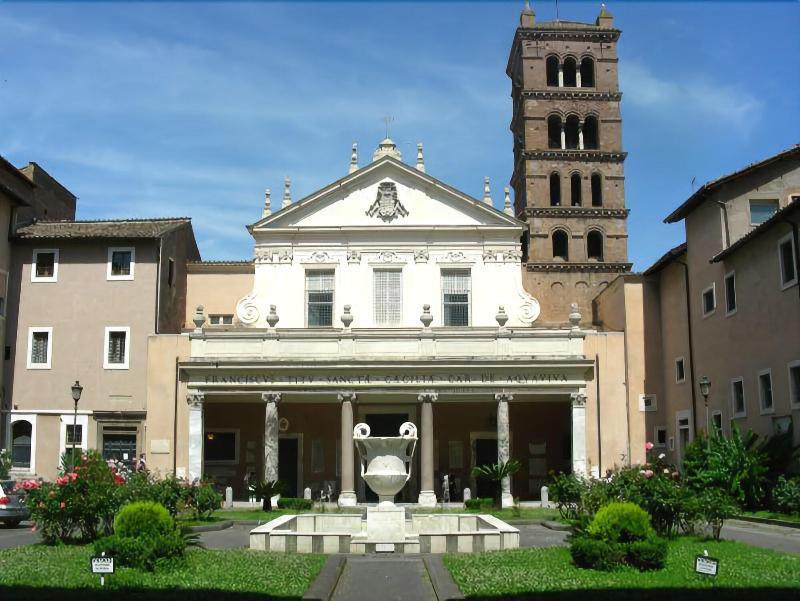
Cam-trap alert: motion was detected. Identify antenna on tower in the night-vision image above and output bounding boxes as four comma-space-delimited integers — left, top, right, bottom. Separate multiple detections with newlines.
690, 176, 696, 191
382, 115, 394, 139
555, 0, 560, 21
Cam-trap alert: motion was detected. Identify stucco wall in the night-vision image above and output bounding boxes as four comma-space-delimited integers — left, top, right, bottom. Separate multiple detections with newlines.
185, 268, 254, 329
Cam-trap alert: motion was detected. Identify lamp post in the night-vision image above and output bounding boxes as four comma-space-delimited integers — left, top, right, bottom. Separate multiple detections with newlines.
70, 380, 83, 472
698, 376, 711, 450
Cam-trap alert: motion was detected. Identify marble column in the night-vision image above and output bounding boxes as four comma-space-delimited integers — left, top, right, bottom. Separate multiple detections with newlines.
576, 70, 582, 88
557, 63, 564, 87
578, 124, 585, 150
418, 392, 437, 507
571, 392, 588, 477
187, 390, 204, 481
495, 393, 514, 508
560, 123, 566, 150
263, 392, 281, 483
338, 391, 357, 507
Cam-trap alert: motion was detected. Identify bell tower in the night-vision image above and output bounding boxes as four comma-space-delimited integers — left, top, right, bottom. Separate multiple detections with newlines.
508, 2, 631, 325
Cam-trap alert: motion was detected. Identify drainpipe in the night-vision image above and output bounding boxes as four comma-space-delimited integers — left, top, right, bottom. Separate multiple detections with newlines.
595, 353, 602, 473
676, 259, 699, 436
172, 356, 179, 474
622, 322, 631, 467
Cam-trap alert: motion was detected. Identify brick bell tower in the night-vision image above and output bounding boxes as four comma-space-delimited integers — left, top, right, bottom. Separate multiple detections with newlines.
508, 2, 631, 325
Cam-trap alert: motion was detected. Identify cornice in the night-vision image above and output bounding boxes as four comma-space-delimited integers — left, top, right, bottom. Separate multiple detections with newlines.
522, 90, 622, 102
518, 28, 620, 43
525, 261, 632, 273
522, 150, 626, 163
524, 207, 630, 219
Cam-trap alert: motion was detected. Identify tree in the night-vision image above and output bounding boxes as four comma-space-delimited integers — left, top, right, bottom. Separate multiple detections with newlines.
472, 459, 521, 507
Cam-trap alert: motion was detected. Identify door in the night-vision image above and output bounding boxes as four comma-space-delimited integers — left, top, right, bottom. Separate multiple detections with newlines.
474, 438, 498, 499
102, 431, 137, 467
364, 413, 408, 502
279, 438, 299, 497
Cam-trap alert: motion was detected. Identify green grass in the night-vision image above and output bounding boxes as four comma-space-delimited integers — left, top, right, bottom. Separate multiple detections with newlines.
0, 545, 325, 600
739, 510, 800, 524
444, 537, 800, 600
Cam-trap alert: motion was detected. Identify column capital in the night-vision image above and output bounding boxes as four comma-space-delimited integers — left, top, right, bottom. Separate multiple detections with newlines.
495, 393, 513, 403
261, 392, 281, 404
417, 391, 438, 403
187, 390, 204, 408
570, 392, 587, 407
337, 391, 357, 403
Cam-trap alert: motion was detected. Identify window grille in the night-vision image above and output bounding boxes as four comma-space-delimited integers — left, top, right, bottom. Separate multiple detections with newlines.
31, 332, 49, 364
442, 269, 470, 326
66, 424, 83, 446
108, 331, 127, 364
374, 270, 402, 325
306, 270, 335, 327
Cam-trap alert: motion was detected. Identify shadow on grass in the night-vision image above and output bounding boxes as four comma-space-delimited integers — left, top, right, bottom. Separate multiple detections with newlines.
0, 587, 299, 601
465, 589, 800, 601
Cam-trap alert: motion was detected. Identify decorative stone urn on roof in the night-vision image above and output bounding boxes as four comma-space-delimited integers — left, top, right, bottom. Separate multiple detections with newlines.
353, 422, 417, 506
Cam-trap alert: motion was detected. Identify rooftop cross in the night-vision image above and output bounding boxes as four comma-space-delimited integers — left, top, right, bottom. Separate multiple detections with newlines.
382, 115, 394, 139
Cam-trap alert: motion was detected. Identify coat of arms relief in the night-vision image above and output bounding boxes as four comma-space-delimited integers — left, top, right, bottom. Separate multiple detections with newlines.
366, 182, 409, 222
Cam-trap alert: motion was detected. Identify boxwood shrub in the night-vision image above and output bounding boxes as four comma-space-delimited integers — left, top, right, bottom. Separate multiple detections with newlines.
464, 498, 493, 511
277, 497, 313, 510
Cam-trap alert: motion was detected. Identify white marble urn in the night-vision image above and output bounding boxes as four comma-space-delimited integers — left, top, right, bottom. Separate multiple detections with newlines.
353, 422, 417, 506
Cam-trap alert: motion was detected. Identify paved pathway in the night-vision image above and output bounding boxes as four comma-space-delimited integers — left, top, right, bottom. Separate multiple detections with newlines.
0, 523, 38, 550
721, 519, 800, 555
330, 556, 436, 601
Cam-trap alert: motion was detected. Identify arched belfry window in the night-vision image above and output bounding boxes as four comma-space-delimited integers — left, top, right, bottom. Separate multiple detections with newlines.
549, 172, 561, 206
546, 56, 559, 87
591, 173, 603, 206
552, 230, 569, 261
565, 115, 580, 149
563, 57, 577, 87
583, 116, 599, 150
547, 115, 562, 149
587, 230, 604, 261
580, 57, 595, 88
571, 173, 582, 206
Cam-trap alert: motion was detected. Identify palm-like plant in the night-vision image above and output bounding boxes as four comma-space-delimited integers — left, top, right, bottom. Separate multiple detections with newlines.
472, 459, 521, 507
247, 479, 284, 511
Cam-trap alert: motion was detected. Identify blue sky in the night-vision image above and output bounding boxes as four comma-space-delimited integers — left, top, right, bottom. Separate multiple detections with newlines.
2, 1, 798, 269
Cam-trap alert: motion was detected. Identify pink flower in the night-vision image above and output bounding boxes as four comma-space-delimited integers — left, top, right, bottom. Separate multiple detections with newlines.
643, 469, 654, 478
639, 470, 646, 476
56, 476, 69, 486
59, 502, 66, 509
645, 442, 654, 451
113, 473, 125, 486
67, 472, 78, 481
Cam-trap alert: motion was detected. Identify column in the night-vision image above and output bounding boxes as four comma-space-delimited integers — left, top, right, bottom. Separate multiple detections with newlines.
578, 123, 585, 150
560, 123, 566, 150
557, 63, 564, 87
417, 391, 437, 507
571, 392, 588, 478
187, 390, 204, 481
338, 391, 357, 507
495, 393, 514, 508
576, 70, 582, 88
263, 392, 281, 483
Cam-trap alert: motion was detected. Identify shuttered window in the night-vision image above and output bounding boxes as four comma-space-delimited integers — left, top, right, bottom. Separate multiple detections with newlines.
442, 269, 470, 326
31, 332, 49, 364
374, 269, 402, 326
108, 331, 127, 364
306, 270, 335, 327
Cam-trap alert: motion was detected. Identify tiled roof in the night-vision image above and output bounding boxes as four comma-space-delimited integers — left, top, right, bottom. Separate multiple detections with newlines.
15, 217, 192, 240
642, 242, 687, 276
187, 260, 252, 266
711, 198, 799, 263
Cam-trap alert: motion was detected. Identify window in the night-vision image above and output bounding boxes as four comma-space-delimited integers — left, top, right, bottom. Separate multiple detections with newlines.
701, 283, 716, 317
570, 173, 582, 206
107, 247, 135, 280
778, 234, 797, 288
104, 327, 130, 369
101, 425, 139, 465
580, 57, 595, 87
547, 115, 562, 149
204, 430, 238, 464
374, 269, 403, 326
545, 55, 559, 87
66, 424, 83, 448
552, 230, 569, 260
32, 249, 58, 282
441, 269, 471, 326
590, 173, 603, 206
583, 116, 599, 149
587, 230, 604, 261
639, 394, 657, 412
306, 270, 335, 327
724, 271, 737, 314
675, 358, 686, 383
654, 427, 667, 448
749, 199, 778, 225
549, 172, 561, 206
11, 420, 32, 469
27, 327, 52, 369
711, 411, 723, 437
789, 361, 800, 408
758, 369, 774, 414
168, 258, 176, 287
562, 56, 577, 87
731, 378, 746, 417
564, 115, 580, 149
773, 416, 792, 437
209, 314, 234, 325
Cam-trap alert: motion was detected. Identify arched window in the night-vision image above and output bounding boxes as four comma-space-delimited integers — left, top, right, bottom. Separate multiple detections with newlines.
11, 420, 32, 469
583, 116, 599, 149
565, 115, 580, 149
546, 56, 559, 87
587, 230, 604, 261
547, 114, 562, 149
549, 172, 561, 206
552, 230, 569, 260
591, 173, 603, 206
580, 57, 595, 87
571, 173, 582, 206
563, 57, 577, 87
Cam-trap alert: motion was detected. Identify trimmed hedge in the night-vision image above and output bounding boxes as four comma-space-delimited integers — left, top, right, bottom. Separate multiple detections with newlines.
465, 498, 493, 511
277, 497, 313, 510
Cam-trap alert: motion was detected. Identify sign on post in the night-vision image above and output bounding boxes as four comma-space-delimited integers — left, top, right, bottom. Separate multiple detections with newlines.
694, 554, 719, 577
91, 552, 114, 586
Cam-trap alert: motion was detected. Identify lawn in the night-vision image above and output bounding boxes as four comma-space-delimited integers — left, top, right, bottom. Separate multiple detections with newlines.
444, 537, 800, 600
0, 545, 325, 601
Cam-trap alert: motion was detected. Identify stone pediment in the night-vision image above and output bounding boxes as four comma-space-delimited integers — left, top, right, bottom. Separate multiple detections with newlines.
250, 157, 523, 232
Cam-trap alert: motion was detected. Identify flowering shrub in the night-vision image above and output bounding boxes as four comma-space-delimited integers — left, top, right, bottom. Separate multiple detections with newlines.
772, 476, 800, 516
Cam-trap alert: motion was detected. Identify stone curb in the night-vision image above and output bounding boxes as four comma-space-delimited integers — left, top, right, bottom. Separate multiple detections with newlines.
185, 520, 233, 533
541, 520, 571, 531
303, 555, 345, 601
732, 516, 800, 530
424, 554, 465, 601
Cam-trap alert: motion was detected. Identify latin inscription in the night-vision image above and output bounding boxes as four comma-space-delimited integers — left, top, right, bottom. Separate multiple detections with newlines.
201, 372, 569, 386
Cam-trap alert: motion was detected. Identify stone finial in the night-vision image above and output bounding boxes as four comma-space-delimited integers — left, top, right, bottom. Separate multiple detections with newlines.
520, 0, 535, 27
569, 302, 582, 329
349, 143, 358, 174
282, 176, 292, 208
266, 304, 279, 328
483, 176, 492, 206
341, 304, 354, 329
192, 305, 205, 331
415, 143, 425, 172
372, 137, 402, 162
496, 305, 508, 327
596, 2, 613, 27
262, 189, 271, 218
503, 187, 514, 216
420, 304, 433, 328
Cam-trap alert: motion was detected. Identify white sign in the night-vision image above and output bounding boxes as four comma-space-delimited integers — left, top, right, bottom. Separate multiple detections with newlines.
694, 555, 718, 576
91, 556, 115, 574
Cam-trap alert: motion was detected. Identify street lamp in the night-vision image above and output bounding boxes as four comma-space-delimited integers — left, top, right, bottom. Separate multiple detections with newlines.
698, 376, 711, 449
70, 381, 83, 471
